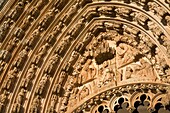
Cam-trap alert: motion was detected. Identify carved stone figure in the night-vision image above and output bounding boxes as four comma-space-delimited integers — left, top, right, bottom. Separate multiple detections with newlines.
3, 68, 18, 90
55, 38, 70, 56
12, 103, 21, 113
7, 2, 25, 21
12, 47, 29, 68
21, 16, 33, 30
27, 64, 37, 80
6, 37, 19, 52
47, 94, 58, 113
24, 29, 40, 48
14, 28, 25, 39
29, 96, 41, 113
79, 86, 89, 100
148, 21, 163, 37
103, 68, 116, 85
0, 19, 12, 40
68, 18, 85, 37
52, 83, 62, 95
29, 7, 40, 19
77, 59, 96, 86
0, 50, 11, 62
148, 2, 167, 16
36, 74, 48, 95
44, 54, 60, 74
124, 67, 133, 80
32, 43, 49, 64
58, 71, 67, 85
123, 25, 139, 37
115, 7, 132, 18
52, 21, 64, 36
39, 9, 57, 31
0, 61, 6, 73
98, 6, 113, 16
165, 15, 170, 27
36, 0, 48, 10
130, 12, 149, 26
37, 43, 49, 56
45, 33, 55, 45
68, 51, 79, 65
116, 43, 136, 68
75, 42, 84, 53
0, 90, 9, 112
135, 59, 156, 80
21, 64, 35, 88
62, 3, 79, 23
82, 32, 93, 46
16, 88, 26, 105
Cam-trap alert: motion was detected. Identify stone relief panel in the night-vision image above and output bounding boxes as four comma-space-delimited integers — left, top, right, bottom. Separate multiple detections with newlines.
66, 26, 169, 111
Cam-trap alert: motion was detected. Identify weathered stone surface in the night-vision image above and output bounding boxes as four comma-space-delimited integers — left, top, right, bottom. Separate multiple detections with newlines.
0, 0, 170, 113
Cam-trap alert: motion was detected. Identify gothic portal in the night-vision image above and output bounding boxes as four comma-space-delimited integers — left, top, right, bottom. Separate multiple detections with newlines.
0, 0, 170, 113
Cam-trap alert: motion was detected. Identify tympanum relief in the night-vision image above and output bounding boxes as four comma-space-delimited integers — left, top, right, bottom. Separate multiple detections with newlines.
67, 28, 164, 110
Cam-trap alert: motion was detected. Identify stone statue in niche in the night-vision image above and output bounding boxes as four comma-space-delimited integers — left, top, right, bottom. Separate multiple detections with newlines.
6, 37, 19, 52
62, 3, 79, 23
21, 16, 32, 30
39, 8, 57, 31
29, 7, 40, 19
68, 18, 85, 38
0, 90, 9, 112
36, 74, 48, 95
0, 50, 11, 62
36, 0, 48, 10
52, 21, 64, 36
44, 54, 60, 74
12, 103, 21, 113
29, 96, 41, 113
7, 2, 24, 21
3, 67, 18, 90
0, 61, 5, 73
68, 51, 79, 65
32, 43, 49, 64
12, 88, 26, 113
14, 28, 25, 39
2, 19, 12, 30
37, 43, 50, 57
47, 94, 58, 113
16, 88, 26, 105
12, 47, 29, 68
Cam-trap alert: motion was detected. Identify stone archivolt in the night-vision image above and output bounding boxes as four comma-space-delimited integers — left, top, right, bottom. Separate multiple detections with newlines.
0, 0, 170, 113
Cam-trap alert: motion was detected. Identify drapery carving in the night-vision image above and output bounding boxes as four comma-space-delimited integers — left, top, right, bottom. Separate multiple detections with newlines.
0, 0, 169, 113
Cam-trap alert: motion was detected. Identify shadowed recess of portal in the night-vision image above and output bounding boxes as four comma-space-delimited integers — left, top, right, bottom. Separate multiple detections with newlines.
0, 0, 8, 11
